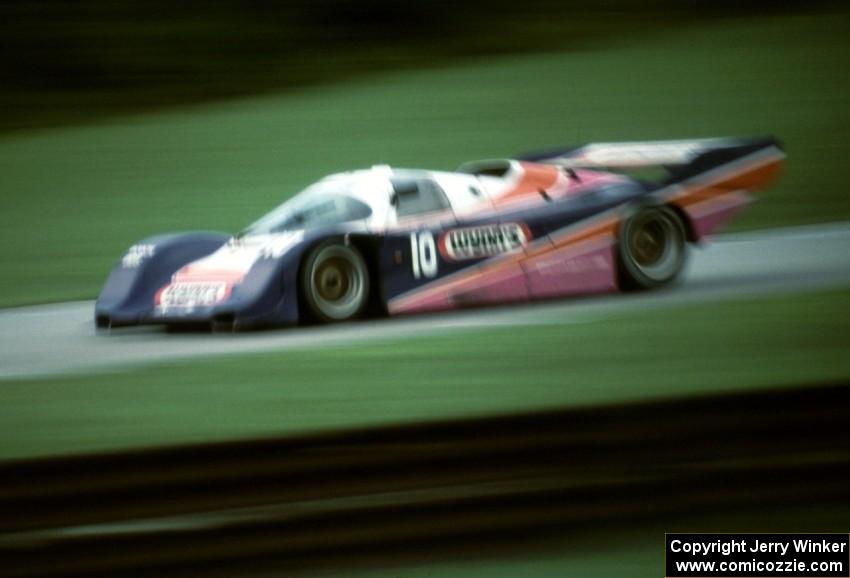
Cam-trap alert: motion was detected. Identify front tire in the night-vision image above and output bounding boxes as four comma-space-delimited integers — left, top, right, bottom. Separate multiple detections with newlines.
618, 205, 687, 290
301, 241, 370, 323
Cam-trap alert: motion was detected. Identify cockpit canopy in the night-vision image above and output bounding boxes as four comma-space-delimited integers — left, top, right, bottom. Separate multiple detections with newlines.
241, 178, 374, 235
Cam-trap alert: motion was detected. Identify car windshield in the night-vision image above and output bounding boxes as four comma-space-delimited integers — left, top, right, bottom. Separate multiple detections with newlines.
241, 181, 373, 235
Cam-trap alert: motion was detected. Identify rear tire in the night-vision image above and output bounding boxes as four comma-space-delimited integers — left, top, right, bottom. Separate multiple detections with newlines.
301, 241, 370, 323
618, 205, 687, 290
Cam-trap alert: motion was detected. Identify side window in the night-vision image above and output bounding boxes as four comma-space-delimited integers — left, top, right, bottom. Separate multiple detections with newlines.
392, 178, 451, 218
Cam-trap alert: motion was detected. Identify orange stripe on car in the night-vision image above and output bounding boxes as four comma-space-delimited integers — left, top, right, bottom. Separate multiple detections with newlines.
671, 155, 783, 209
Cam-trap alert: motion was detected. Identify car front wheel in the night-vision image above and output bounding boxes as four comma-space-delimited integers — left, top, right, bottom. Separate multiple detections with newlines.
301, 241, 370, 323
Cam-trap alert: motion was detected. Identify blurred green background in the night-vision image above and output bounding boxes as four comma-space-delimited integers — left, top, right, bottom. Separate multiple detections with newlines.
2, 0, 839, 133
1, 1, 848, 307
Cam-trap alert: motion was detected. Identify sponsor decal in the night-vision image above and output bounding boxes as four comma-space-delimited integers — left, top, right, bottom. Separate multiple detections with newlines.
438, 223, 530, 261
122, 244, 156, 268
532, 254, 610, 275
156, 281, 230, 308
258, 231, 305, 259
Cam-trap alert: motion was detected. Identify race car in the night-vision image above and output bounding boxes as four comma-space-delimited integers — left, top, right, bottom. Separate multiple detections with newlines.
95, 136, 784, 330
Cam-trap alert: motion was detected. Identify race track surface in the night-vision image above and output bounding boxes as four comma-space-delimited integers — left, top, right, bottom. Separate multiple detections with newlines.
1, 222, 849, 380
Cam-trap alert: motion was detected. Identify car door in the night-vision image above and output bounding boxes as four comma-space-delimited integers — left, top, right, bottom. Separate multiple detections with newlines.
380, 173, 535, 315
378, 175, 466, 315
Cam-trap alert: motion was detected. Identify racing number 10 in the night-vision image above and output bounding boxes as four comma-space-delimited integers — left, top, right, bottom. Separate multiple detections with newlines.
410, 231, 437, 279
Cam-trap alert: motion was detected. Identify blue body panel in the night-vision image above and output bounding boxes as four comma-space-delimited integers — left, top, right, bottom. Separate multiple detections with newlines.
96, 227, 368, 328
95, 232, 230, 326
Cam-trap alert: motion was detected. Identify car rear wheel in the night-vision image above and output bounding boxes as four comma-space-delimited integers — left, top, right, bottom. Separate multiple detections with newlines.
301, 241, 370, 323
618, 205, 687, 289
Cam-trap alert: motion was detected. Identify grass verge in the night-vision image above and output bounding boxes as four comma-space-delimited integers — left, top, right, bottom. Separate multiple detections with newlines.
1, 287, 848, 461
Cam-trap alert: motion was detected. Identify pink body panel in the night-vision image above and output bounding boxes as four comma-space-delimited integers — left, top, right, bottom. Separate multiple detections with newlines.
449, 265, 530, 307
523, 238, 618, 299
681, 190, 753, 240
389, 262, 530, 314
389, 232, 619, 315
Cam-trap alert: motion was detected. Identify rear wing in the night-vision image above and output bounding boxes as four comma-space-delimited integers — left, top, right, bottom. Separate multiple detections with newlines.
516, 136, 784, 184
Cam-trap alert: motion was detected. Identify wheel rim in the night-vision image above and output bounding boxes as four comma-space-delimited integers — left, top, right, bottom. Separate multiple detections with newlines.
315, 257, 351, 302
630, 218, 667, 266
626, 210, 683, 282
307, 246, 367, 321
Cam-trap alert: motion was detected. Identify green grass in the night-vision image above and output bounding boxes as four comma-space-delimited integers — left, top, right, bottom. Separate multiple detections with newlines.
2, 287, 848, 461
0, 8, 848, 307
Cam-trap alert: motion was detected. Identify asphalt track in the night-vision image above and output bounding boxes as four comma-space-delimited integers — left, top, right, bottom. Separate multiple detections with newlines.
1, 222, 849, 380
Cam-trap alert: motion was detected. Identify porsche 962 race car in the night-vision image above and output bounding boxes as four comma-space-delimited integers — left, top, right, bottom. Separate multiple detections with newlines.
95, 137, 784, 330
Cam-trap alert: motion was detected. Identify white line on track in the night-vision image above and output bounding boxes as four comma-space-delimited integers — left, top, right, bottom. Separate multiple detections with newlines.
1, 222, 849, 380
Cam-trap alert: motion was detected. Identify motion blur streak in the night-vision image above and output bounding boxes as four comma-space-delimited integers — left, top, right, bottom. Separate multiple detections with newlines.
1, 383, 848, 577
